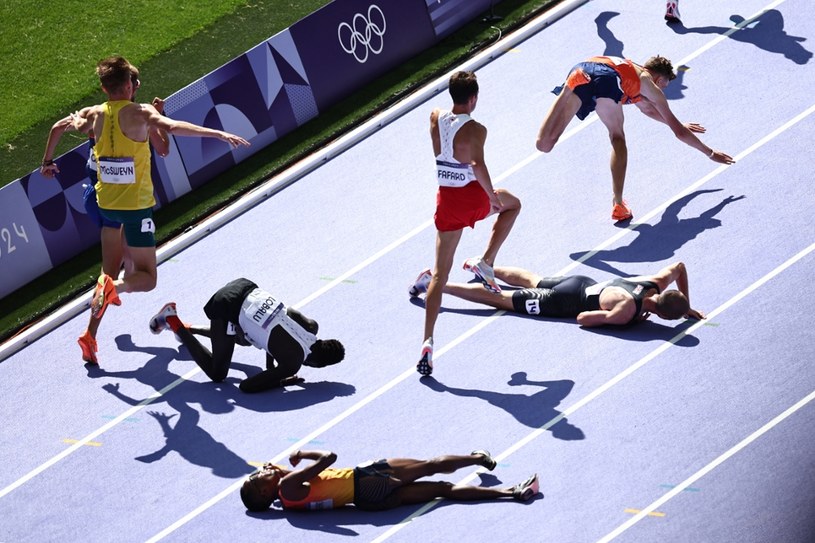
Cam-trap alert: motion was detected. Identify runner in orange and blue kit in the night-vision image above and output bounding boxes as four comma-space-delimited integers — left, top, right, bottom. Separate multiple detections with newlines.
535, 55, 735, 222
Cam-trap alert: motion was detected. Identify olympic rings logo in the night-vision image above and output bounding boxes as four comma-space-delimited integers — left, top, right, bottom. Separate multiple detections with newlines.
337, 4, 386, 64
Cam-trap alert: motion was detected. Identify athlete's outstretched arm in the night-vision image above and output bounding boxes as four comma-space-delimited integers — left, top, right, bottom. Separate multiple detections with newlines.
636, 79, 734, 164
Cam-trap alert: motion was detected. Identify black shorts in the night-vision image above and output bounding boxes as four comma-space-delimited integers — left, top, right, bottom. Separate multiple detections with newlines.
353, 460, 399, 511
511, 275, 599, 317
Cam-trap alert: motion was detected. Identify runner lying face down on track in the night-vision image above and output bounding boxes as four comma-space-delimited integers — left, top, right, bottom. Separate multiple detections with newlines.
240, 449, 539, 512
409, 261, 704, 327
148, 278, 345, 392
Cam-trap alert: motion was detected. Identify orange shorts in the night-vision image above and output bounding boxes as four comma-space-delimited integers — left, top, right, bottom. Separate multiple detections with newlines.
434, 181, 491, 232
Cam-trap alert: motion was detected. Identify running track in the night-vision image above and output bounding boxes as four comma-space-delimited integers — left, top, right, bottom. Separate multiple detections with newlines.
1, 0, 813, 541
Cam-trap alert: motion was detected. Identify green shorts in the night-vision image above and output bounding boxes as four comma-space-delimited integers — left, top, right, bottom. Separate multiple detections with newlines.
99, 208, 156, 248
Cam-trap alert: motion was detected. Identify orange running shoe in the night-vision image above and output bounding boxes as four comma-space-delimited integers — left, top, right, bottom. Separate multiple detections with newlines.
611, 201, 633, 222
91, 273, 121, 319
77, 331, 98, 365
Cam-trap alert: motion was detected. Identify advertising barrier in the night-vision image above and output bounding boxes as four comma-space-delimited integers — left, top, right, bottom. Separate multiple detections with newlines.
0, 0, 500, 299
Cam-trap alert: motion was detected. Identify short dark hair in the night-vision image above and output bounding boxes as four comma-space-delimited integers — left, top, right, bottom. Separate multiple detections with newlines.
240, 477, 274, 512
448, 71, 479, 104
644, 55, 676, 81
656, 290, 689, 319
96, 56, 136, 94
306, 339, 345, 368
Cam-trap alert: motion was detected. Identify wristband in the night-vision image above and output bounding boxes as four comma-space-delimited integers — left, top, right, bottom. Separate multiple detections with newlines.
42, 159, 54, 166
708, 148, 715, 158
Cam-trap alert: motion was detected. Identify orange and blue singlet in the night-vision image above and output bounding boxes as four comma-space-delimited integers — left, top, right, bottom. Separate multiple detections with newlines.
558, 56, 643, 120
279, 468, 355, 510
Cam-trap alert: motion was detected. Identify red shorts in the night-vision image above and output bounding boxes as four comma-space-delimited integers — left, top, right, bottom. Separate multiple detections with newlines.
434, 181, 491, 232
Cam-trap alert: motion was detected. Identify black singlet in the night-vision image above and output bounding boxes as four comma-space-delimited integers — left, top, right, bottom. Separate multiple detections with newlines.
602, 278, 660, 324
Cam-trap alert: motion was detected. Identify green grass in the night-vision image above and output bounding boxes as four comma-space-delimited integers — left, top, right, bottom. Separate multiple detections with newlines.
0, 0, 256, 146
0, 0, 329, 181
0, 0, 558, 344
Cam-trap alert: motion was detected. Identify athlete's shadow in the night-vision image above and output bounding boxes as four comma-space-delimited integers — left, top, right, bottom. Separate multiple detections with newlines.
594, 11, 689, 101
409, 295, 498, 317
422, 372, 585, 440
669, 9, 812, 65
579, 318, 700, 347
228, 362, 356, 413
91, 334, 353, 477
90, 335, 252, 478
570, 189, 745, 276
247, 504, 414, 535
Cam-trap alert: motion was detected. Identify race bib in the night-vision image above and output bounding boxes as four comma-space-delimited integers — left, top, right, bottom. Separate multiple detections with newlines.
436, 160, 473, 188
98, 156, 136, 184
525, 299, 540, 315
141, 218, 155, 234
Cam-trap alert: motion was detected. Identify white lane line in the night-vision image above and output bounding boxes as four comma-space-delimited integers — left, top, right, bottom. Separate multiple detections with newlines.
597, 387, 815, 543
0, 0, 590, 365
1, 0, 803, 521
569, 101, 815, 273
148, 97, 814, 540
154, 0, 805, 538
0, 1, 596, 501
372, 240, 815, 543
0, 366, 201, 500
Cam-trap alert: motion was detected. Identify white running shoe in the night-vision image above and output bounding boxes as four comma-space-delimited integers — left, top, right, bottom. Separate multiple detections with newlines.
513, 473, 540, 502
408, 268, 432, 297
149, 302, 177, 334
665, 1, 681, 23
416, 338, 433, 376
463, 257, 501, 293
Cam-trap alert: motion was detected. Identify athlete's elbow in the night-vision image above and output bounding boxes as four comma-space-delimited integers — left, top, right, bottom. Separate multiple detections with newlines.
536, 137, 554, 153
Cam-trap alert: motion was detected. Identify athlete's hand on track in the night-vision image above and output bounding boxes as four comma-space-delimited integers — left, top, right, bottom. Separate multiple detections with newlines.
686, 308, 706, 320
710, 150, 736, 164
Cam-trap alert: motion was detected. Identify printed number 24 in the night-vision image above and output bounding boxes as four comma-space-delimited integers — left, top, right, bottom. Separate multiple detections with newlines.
0, 223, 29, 259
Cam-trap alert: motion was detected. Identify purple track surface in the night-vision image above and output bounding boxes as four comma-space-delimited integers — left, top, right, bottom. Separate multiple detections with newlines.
2, 1, 814, 541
